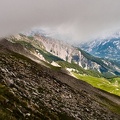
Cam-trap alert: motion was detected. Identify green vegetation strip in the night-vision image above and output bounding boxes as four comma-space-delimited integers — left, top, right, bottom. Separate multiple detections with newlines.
73, 72, 120, 96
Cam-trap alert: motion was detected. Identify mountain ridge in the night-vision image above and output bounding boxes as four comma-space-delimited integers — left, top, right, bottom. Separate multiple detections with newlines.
80, 32, 120, 63
7, 33, 120, 77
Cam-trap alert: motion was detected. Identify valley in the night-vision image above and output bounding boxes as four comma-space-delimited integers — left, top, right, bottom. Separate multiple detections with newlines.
73, 72, 120, 96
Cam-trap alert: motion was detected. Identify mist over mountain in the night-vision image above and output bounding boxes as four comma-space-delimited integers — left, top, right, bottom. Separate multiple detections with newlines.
80, 30, 120, 63
1, 1, 120, 43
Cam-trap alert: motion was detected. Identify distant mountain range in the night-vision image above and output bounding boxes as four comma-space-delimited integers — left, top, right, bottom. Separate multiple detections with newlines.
80, 31, 120, 63
3, 31, 120, 77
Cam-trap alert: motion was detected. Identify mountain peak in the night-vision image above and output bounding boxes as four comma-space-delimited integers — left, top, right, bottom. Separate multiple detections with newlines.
80, 30, 120, 63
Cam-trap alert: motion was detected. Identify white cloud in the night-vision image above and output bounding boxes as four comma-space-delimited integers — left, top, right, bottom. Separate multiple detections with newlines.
0, 0, 120, 42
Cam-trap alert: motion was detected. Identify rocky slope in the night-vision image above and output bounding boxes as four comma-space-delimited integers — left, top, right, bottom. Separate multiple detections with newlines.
1, 42, 120, 119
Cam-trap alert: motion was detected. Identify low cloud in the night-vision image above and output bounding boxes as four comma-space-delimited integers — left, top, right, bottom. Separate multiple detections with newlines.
1, 0, 120, 43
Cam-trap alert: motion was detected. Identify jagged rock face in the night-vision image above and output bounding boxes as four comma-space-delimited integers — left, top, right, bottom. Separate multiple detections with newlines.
0, 46, 120, 119
20, 34, 100, 71
10, 34, 98, 70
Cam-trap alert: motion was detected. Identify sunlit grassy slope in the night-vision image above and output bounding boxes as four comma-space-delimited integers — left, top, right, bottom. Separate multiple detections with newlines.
73, 72, 120, 96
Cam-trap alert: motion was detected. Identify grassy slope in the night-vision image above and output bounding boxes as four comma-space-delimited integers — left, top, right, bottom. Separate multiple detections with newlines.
73, 72, 120, 96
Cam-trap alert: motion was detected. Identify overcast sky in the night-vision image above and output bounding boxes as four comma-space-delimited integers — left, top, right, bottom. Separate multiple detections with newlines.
1, 0, 120, 43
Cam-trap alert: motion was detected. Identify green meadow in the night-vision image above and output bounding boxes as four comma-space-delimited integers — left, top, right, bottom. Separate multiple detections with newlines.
73, 72, 120, 96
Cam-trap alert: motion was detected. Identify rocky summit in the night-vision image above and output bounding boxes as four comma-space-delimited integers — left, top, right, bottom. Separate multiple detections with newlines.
0, 41, 120, 119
